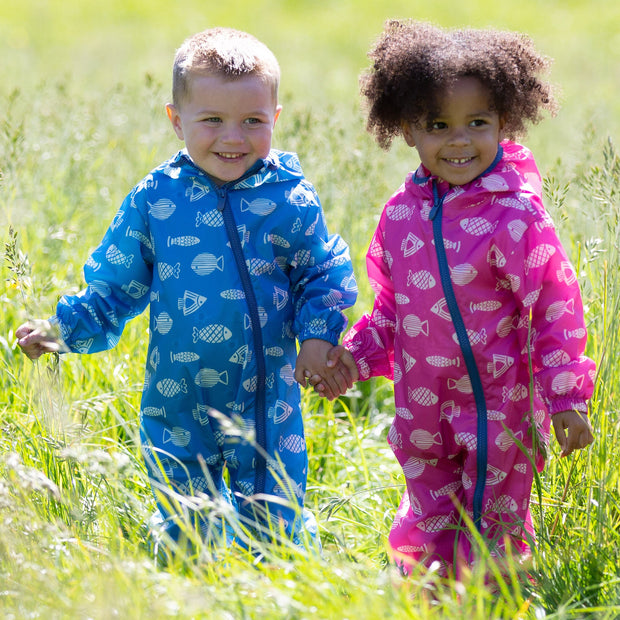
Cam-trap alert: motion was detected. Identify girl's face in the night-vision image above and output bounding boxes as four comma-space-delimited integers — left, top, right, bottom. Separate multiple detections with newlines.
402, 76, 505, 186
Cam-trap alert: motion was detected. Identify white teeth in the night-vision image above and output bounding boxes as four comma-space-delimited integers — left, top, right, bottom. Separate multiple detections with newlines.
218, 153, 242, 159
447, 157, 471, 164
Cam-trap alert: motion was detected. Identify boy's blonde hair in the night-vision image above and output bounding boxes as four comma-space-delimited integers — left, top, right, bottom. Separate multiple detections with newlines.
172, 27, 280, 107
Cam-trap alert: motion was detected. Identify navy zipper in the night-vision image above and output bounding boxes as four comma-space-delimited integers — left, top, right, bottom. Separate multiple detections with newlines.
429, 181, 488, 532
210, 163, 269, 498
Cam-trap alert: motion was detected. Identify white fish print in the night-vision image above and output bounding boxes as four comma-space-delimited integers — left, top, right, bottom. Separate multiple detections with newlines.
148, 198, 177, 220
121, 280, 148, 299
487, 354, 514, 378
247, 258, 275, 276
416, 514, 454, 532
426, 355, 460, 368
240, 197, 277, 216
162, 426, 191, 447
402, 314, 429, 337
402, 351, 417, 372
429, 480, 462, 500
229, 345, 250, 367
85, 256, 101, 272
439, 400, 461, 422
170, 351, 200, 363
552, 371, 585, 394
185, 178, 210, 201
407, 270, 436, 290
479, 174, 509, 191
545, 298, 575, 322
507, 219, 528, 242
486, 465, 508, 486
195, 209, 224, 227
220, 288, 246, 300
167, 234, 200, 247
264, 232, 290, 248
556, 261, 577, 285
142, 406, 166, 417
149, 346, 160, 370
192, 405, 211, 426
450, 263, 478, 286
106, 245, 133, 268
158, 262, 181, 280
388, 425, 403, 449
387, 203, 413, 220
522, 287, 542, 306
192, 324, 232, 343
409, 429, 443, 450
194, 368, 229, 388
89, 280, 111, 298
470, 300, 502, 312
401, 232, 424, 257
402, 457, 438, 479
542, 349, 570, 367
452, 328, 487, 346
322, 289, 343, 307
279, 434, 306, 453
502, 384, 528, 402
178, 290, 207, 315
273, 287, 289, 310
394, 292, 411, 304
154, 312, 173, 335
407, 386, 438, 406
486, 495, 518, 513
460, 217, 497, 236
280, 364, 295, 386
156, 377, 188, 398
191, 253, 224, 276
564, 328, 586, 340
431, 298, 451, 321
497, 315, 519, 338
455, 432, 477, 451
524, 244, 556, 274
395, 407, 414, 420
125, 226, 153, 250
447, 376, 473, 394
265, 346, 284, 357
487, 244, 506, 268
495, 430, 524, 452
268, 400, 294, 424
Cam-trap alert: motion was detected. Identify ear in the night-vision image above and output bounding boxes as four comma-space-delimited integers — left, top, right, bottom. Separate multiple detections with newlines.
273, 104, 282, 126
166, 103, 184, 141
498, 116, 507, 143
401, 121, 416, 148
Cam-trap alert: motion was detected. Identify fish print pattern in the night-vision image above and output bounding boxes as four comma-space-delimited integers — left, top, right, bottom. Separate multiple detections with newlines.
343, 141, 595, 572
53, 148, 357, 547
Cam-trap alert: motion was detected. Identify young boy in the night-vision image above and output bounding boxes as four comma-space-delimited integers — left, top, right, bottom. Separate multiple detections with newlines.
16, 27, 357, 554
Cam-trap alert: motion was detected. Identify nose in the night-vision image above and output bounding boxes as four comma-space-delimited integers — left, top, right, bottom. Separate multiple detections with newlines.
221, 123, 244, 144
447, 126, 471, 146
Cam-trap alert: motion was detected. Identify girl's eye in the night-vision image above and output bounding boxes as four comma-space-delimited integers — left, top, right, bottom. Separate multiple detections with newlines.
429, 121, 447, 131
471, 119, 487, 127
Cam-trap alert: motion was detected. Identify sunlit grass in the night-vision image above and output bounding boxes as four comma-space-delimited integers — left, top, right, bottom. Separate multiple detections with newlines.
2, 3, 620, 617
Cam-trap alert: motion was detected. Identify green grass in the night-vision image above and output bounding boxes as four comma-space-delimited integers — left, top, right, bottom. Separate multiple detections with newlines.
2, 1, 620, 617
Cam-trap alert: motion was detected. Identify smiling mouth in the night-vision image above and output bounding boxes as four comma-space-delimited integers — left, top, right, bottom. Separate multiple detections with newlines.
444, 157, 475, 165
217, 152, 245, 160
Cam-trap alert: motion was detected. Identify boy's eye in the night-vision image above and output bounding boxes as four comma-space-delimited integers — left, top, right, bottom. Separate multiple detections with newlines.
244, 117, 262, 125
204, 117, 221, 123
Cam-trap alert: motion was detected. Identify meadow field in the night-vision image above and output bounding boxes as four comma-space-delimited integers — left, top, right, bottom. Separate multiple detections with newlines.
1, 0, 620, 617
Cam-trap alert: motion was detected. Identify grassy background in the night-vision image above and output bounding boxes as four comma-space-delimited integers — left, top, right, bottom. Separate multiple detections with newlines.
1, 0, 620, 617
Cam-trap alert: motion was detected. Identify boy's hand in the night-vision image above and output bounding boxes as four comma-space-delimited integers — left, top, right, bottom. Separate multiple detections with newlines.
15, 320, 63, 360
294, 339, 354, 400
307, 344, 359, 401
552, 410, 594, 457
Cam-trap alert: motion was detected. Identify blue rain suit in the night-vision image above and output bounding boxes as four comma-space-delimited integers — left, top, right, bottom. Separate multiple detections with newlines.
53, 149, 357, 543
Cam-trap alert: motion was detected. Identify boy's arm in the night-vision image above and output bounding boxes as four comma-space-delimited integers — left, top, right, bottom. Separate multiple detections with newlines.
294, 339, 355, 400
552, 410, 594, 457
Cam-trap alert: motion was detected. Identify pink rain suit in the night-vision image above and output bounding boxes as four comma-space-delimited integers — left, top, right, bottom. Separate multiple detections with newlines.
344, 141, 595, 573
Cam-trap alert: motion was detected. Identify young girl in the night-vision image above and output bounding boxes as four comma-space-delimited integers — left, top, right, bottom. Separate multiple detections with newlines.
314, 20, 595, 575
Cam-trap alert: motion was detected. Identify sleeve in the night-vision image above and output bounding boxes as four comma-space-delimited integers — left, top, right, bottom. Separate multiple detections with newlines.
343, 212, 396, 380
506, 207, 596, 414
54, 186, 154, 354
289, 182, 357, 345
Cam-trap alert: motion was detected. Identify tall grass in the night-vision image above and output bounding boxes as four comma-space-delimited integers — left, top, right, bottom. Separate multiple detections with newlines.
2, 2, 620, 617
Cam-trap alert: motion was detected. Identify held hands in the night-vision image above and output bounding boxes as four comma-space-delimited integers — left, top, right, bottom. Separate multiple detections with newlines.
294, 340, 359, 401
552, 410, 594, 457
15, 320, 64, 360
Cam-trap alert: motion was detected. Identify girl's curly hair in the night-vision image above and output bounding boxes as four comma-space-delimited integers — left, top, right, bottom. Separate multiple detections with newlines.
360, 20, 558, 149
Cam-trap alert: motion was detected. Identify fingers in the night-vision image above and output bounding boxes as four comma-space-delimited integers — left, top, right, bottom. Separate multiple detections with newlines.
325, 344, 345, 368
16, 321, 61, 360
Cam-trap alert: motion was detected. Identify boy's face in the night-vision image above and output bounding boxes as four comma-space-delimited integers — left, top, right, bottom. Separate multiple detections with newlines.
401, 76, 505, 186
167, 73, 281, 184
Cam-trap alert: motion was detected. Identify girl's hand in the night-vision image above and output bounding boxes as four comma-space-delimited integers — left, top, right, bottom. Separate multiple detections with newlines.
308, 344, 359, 400
16, 320, 63, 360
552, 410, 594, 457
